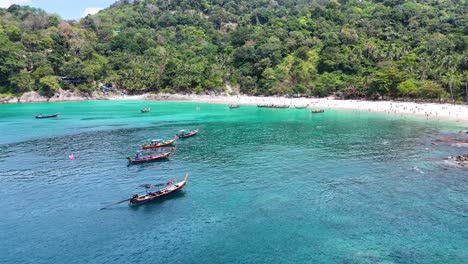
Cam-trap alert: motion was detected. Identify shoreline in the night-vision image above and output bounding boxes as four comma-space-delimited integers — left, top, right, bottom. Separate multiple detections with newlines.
2, 92, 468, 124
153, 94, 468, 124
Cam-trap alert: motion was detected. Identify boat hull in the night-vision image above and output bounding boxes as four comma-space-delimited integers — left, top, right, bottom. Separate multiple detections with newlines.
127, 151, 172, 164
35, 113, 59, 119
129, 174, 189, 206
142, 138, 176, 149
176, 129, 198, 138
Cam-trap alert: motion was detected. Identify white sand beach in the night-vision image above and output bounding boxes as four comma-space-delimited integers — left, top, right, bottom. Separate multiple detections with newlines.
148, 94, 468, 124
3, 91, 467, 124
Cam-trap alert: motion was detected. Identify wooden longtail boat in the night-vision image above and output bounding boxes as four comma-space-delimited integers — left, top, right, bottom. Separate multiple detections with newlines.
257, 104, 272, 108
272, 105, 289, 108
127, 150, 173, 164
35, 113, 59, 119
141, 108, 150, 113
294, 104, 309, 109
311, 109, 325, 113
176, 129, 198, 138
229, 104, 240, 109
129, 174, 189, 206
142, 137, 176, 149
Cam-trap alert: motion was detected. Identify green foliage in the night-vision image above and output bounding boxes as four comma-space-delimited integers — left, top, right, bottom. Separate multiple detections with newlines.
420, 80, 443, 99
39, 75, 60, 95
0, 1, 466, 100
9, 70, 34, 93
397, 79, 419, 97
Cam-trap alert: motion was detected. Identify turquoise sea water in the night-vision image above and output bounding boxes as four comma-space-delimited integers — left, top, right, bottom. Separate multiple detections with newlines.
0, 101, 467, 264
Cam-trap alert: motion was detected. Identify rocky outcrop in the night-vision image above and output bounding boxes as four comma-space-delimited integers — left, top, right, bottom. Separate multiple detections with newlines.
19, 91, 48, 103
0, 95, 19, 103
49, 89, 89, 102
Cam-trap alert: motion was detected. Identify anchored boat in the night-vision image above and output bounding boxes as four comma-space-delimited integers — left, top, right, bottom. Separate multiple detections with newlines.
294, 104, 309, 109
311, 109, 325, 113
176, 129, 198, 138
142, 137, 176, 149
129, 174, 189, 206
127, 149, 174, 164
35, 113, 60, 119
100, 174, 189, 209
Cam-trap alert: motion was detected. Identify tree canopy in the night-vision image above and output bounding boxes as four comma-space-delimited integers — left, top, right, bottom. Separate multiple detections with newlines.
0, 0, 467, 101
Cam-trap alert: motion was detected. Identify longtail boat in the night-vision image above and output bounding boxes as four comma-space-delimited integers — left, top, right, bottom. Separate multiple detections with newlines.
229, 104, 240, 109
129, 174, 189, 206
257, 104, 272, 108
35, 113, 59, 119
142, 137, 176, 149
127, 149, 174, 164
176, 129, 198, 138
141, 108, 150, 113
272, 105, 289, 108
311, 109, 325, 113
100, 174, 189, 209
295, 104, 309, 109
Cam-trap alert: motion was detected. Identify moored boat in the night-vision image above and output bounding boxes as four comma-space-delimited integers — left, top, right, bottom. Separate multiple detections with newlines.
127, 149, 174, 164
294, 104, 309, 109
176, 129, 198, 138
35, 113, 60, 119
129, 174, 189, 206
142, 137, 176, 149
273, 105, 290, 108
229, 104, 240, 109
141, 108, 150, 113
311, 109, 325, 113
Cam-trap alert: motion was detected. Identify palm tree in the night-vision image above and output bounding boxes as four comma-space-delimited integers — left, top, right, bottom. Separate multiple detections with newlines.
463, 71, 468, 103
441, 71, 461, 101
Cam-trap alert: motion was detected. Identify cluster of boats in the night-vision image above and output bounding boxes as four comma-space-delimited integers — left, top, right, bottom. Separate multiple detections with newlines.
127, 128, 198, 164
229, 104, 325, 113
103, 128, 198, 208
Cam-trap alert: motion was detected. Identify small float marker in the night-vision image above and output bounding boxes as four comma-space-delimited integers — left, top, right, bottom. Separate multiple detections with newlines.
68, 154, 75, 160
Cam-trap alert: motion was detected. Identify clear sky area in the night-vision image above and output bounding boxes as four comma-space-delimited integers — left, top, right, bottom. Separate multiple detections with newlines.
0, 0, 116, 20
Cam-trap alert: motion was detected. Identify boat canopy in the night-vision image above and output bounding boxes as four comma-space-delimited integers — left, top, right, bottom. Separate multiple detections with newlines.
178, 130, 186, 133
151, 139, 163, 142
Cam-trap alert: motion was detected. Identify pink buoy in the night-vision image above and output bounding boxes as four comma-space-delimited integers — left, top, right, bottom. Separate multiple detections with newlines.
68, 154, 75, 160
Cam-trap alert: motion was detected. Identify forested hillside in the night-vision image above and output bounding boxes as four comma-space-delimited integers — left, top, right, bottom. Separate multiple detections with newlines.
0, 0, 467, 100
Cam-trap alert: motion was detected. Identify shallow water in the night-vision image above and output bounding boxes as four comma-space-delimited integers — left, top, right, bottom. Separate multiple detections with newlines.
0, 101, 467, 264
